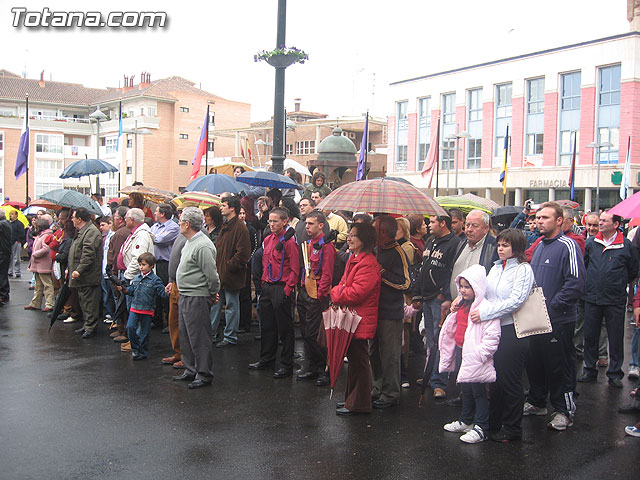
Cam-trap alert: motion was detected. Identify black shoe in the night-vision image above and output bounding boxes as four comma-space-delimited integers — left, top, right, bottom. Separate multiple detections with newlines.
609, 378, 624, 388
172, 371, 196, 382
132, 354, 147, 361
81, 330, 96, 339
248, 360, 274, 370
188, 379, 212, 389
296, 370, 319, 381
336, 407, 368, 416
273, 367, 293, 379
489, 431, 521, 443
372, 399, 395, 409
74, 327, 85, 335
577, 373, 597, 383
315, 374, 330, 387
215, 340, 236, 348
445, 397, 463, 407
58, 314, 70, 321
336, 402, 345, 409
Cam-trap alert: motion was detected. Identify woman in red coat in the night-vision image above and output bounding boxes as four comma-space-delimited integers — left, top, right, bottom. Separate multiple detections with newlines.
330, 222, 381, 415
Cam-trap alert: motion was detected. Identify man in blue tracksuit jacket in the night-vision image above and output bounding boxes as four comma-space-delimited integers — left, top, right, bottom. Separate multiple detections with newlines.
524, 202, 585, 431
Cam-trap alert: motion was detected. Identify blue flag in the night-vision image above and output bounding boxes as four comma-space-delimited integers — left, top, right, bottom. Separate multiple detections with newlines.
14, 97, 29, 179
356, 113, 368, 181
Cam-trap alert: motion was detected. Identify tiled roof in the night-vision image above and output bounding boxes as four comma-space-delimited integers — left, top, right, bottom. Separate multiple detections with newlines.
0, 73, 232, 107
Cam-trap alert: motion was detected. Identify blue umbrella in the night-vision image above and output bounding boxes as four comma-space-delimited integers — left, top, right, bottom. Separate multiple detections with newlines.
59, 158, 118, 179
237, 171, 303, 190
38, 189, 103, 216
184, 174, 246, 194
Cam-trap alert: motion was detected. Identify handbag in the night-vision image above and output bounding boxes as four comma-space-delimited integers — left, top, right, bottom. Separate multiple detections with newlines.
512, 264, 552, 339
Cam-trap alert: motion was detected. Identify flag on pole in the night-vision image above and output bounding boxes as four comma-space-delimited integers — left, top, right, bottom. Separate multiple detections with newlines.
246, 138, 252, 162
620, 136, 631, 200
189, 109, 209, 181
499, 125, 509, 195
240, 143, 246, 159
421, 117, 440, 188
115, 101, 123, 152
15, 96, 29, 179
569, 132, 577, 201
356, 113, 369, 181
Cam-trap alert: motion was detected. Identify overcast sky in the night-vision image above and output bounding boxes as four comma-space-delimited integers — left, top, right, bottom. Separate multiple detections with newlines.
0, 0, 630, 121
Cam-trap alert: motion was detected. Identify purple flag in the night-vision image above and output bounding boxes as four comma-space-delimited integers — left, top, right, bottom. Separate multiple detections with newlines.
356, 113, 368, 181
15, 104, 29, 179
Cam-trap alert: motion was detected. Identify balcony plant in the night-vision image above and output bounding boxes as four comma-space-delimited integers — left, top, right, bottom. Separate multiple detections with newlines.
254, 45, 309, 68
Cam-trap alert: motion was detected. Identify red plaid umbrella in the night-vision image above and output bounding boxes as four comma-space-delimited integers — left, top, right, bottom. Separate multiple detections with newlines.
555, 199, 580, 210
322, 305, 362, 398
316, 178, 446, 216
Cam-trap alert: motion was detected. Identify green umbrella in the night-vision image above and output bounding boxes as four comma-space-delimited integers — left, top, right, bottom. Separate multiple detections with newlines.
435, 193, 499, 214
38, 189, 103, 216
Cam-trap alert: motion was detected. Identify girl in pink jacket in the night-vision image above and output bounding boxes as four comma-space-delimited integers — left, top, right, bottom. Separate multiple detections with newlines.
439, 264, 501, 443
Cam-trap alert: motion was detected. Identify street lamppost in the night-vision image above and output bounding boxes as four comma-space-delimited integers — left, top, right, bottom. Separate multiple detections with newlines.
89, 106, 107, 193
123, 121, 151, 184
255, 139, 273, 167
587, 140, 614, 212
446, 131, 471, 194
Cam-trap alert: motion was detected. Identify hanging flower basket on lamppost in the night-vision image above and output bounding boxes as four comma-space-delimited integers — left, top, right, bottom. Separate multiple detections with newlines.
254, 45, 309, 68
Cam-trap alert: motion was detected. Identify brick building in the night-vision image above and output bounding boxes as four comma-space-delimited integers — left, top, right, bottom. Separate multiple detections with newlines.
387, 17, 640, 211
0, 71, 249, 200
215, 99, 388, 188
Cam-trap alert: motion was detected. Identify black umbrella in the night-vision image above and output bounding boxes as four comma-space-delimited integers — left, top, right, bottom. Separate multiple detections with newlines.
49, 277, 71, 331
490, 205, 523, 229
418, 345, 438, 406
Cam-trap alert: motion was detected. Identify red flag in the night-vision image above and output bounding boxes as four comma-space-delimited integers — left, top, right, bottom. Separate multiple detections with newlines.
189, 108, 209, 181
240, 143, 245, 159
246, 139, 252, 162
421, 117, 440, 188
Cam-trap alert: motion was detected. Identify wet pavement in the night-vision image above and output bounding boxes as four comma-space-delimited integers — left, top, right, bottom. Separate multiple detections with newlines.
1, 276, 638, 480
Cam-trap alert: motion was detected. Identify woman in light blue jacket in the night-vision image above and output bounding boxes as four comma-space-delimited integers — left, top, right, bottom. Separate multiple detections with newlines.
473, 229, 533, 443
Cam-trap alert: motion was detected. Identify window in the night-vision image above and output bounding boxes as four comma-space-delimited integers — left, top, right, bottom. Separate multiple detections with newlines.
35, 134, 63, 155
180, 107, 189, 113
126, 139, 132, 148
598, 127, 619, 164
442, 94, 455, 124
441, 139, 455, 171
147, 106, 156, 117
128, 110, 134, 118
559, 130, 578, 166
140, 107, 145, 116
0, 132, 3, 151
527, 78, 544, 114
209, 112, 215, 125
599, 65, 621, 106
468, 89, 482, 121
396, 101, 408, 170
396, 145, 408, 170
105, 137, 118, 154
467, 138, 481, 169
496, 84, 512, 118
286, 144, 293, 155
397, 101, 408, 129
295, 140, 315, 155
561, 72, 581, 110
179, 134, 188, 139
34, 158, 63, 196
126, 166, 132, 174
526, 134, 544, 155
208, 141, 214, 152
417, 97, 431, 170
179, 160, 188, 166
0, 107, 14, 117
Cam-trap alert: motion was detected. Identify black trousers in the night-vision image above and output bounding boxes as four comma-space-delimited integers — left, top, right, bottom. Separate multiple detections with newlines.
583, 302, 625, 380
259, 283, 294, 368
296, 287, 328, 373
0, 254, 10, 300
526, 322, 576, 417
153, 260, 169, 327
489, 324, 529, 437
239, 268, 253, 331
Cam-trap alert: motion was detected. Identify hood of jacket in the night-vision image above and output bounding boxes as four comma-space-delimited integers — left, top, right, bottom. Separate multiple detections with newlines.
454, 263, 486, 311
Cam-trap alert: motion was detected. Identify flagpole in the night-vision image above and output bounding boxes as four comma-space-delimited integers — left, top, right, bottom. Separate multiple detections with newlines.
205, 105, 210, 174
363, 111, 369, 180
25, 94, 29, 206
434, 117, 441, 197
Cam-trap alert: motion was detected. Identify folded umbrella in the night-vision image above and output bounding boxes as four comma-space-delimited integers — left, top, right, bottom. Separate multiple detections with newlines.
323, 305, 362, 399
49, 277, 71, 330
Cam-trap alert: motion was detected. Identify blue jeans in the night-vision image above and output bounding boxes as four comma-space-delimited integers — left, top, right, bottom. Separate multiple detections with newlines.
101, 276, 115, 318
459, 383, 489, 431
210, 288, 240, 343
126, 311, 152, 357
630, 326, 639, 368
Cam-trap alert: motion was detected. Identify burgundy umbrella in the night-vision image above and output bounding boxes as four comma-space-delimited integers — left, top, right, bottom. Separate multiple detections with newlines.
322, 305, 362, 399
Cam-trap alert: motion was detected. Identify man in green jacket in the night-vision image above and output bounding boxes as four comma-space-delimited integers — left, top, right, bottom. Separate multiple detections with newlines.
69, 207, 103, 339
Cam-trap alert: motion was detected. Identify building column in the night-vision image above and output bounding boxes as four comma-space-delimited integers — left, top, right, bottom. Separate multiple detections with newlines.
315, 126, 322, 152
548, 188, 555, 201
584, 188, 593, 212
235, 131, 240, 157
457, 188, 464, 195
514, 188, 523, 206
485, 188, 492, 200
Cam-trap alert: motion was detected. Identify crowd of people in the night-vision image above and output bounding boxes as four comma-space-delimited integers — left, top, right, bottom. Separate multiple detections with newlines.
1, 177, 639, 442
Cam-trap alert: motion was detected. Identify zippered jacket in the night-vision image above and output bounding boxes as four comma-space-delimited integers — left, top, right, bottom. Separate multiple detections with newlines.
412, 232, 460, 302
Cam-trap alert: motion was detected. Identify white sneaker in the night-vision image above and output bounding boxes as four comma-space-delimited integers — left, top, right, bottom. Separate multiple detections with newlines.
460, 426, 486, 443
444, 420, 473, 433
628, 366, 640, 379
523, 402, 548, 416
103, 315, 113, 324
63, 317, 80, 323
547, 412, 573, 431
